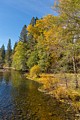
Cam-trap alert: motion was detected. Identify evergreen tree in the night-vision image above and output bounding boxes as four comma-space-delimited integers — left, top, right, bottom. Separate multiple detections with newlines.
0, 44, 5, 61
0, 49, 2, 68
0, 44, 5, 68
20, 25, 27, 42
30, 17, 38, 26
27, 51, 39, 69
30, 17, 36, 26
5, 39, 12, 67
12, 42, 17, 54
35, 17, 38, 21
27, 17, 38, 50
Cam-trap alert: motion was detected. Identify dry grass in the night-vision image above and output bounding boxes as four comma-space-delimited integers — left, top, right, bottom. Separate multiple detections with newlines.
26, 73, 80, 110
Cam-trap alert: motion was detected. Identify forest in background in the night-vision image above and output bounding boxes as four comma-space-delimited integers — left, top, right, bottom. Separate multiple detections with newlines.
0, 0, 80, 73
0, 0, 80, 109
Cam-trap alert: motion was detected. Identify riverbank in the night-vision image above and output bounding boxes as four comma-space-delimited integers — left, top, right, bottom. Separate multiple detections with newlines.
0, 68, 10, 72
26, 73, 80, 113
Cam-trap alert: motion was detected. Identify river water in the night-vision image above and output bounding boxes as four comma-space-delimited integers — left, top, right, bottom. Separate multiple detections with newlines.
0, 70, 77, 120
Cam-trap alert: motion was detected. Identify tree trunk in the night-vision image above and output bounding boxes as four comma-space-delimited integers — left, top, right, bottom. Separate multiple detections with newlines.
65, 75, 68, 88
72, 56, 79, 88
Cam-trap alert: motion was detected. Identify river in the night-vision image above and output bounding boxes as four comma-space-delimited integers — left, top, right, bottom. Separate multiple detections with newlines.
0, 70, 77, 120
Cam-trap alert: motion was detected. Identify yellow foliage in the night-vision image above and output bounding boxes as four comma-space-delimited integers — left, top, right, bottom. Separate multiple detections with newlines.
67, 89, 80, 101
27, 24, 40, 39
72, 102, 80, 111
30, 65, 41, 78
39, 75, 60, 90
52, 87, 68, 100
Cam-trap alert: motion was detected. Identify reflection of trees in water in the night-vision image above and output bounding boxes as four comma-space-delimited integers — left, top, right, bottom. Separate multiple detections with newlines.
3, 71, 11, 85
0, 72, 3, 84
0, 71, 75, 120
11, 70, 22, 88
10, 72, 75, 120
0, 71, 11, 85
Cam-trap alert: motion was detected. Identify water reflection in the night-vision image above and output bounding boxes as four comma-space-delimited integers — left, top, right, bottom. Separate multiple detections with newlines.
0, 71, 77, 120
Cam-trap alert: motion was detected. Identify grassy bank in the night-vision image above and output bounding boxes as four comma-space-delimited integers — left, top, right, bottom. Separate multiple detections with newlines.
26, 73, 80, 113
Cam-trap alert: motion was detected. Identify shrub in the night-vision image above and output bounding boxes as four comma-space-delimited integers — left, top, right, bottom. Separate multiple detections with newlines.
41, 76, 59, 90
30, 65, 41, 78
52, 88, 80, 101
52, 87, 68, 100
67, 89, 80, 101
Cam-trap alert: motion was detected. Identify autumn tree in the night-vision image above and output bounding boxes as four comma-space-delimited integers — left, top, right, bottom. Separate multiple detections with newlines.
12, 41, 27, 71
54, 0, 80, 88
27, 15, 62, 72
27, 17, 38, 51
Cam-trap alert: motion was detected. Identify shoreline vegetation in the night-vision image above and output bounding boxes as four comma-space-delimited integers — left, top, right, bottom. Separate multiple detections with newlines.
26, 73, 80, 114
0, 67, 15, 72
0, 68, 10, 72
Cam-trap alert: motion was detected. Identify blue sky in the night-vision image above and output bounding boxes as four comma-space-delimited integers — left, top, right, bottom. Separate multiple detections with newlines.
0, 0, 56, 48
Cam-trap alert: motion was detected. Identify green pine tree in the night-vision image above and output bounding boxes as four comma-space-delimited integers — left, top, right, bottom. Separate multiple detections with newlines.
1, 44, 5, 61
20, 25, 27, 43
5, 39, 12, 67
